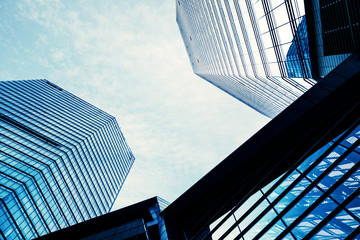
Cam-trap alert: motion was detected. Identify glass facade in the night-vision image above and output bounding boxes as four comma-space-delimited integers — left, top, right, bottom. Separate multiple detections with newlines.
176, 0, 316, 118
207, 119, 360, 239
285, 17, 311, 79
0, 79, 135, 240
149, 197, 170, 240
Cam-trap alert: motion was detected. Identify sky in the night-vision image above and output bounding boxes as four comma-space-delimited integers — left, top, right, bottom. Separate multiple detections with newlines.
0, 0, 269, 210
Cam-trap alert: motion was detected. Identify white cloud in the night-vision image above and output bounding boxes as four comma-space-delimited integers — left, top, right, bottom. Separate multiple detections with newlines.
51, 50, 64, 61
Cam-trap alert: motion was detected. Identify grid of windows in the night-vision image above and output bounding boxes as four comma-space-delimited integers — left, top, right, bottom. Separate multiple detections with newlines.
308, 0, 353, 77
177, 0, 316, 118
0, 79, 135, 240
285, 16, 311, 79
151, 197, 170, 240
320, 0, 360, 56
206, 118, 360, 239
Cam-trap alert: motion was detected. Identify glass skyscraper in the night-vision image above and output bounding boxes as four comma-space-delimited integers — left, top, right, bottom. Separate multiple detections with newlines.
0, 79, 135, 240
176, 0, 317, 118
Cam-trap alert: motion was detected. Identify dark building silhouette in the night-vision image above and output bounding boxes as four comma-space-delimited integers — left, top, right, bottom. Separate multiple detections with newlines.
318, 0, 360, 56
305, 0, 360, 79
36, 197, 169, 240
0, 79, 134, 239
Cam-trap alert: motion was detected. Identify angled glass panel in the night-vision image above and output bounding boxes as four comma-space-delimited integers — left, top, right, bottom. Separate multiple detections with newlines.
311, 210, 359, 239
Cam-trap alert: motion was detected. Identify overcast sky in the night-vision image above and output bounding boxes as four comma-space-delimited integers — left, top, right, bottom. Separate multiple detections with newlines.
0, 0, 269, 210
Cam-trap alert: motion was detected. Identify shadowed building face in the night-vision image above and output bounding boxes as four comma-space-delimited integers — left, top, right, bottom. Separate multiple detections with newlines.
35, 197, 169, 240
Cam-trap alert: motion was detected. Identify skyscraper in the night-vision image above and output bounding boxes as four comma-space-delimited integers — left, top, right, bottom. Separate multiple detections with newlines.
0, 79, 135, 239
176, 0, 317, 117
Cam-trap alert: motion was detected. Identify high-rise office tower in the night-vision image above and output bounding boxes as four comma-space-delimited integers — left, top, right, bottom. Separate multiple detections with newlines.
0, 79, 135, 240
176, 0, 317, 117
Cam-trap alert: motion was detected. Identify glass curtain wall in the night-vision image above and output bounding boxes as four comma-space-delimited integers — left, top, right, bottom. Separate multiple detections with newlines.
0, 80, 135, 240
177, 0, 316, 118
206, 118, 360, 240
